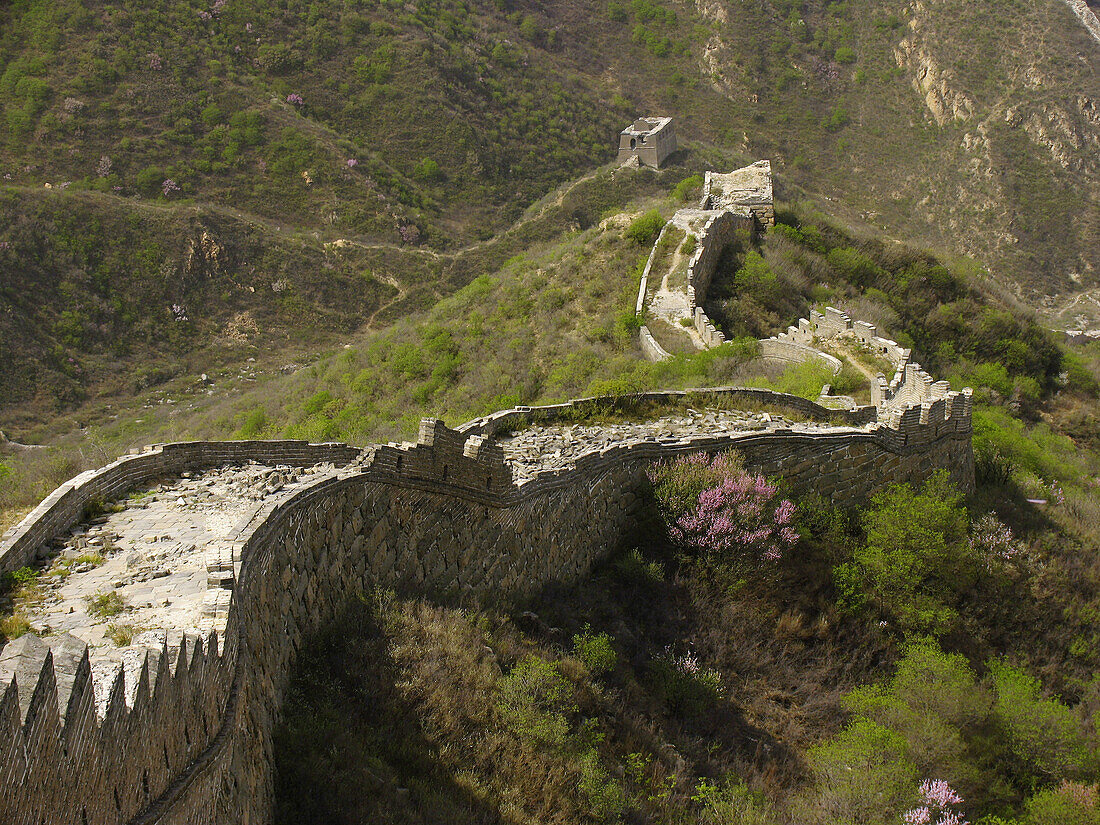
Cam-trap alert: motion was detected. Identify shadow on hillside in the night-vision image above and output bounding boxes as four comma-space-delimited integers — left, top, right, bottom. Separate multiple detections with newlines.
272, 601, 510, 825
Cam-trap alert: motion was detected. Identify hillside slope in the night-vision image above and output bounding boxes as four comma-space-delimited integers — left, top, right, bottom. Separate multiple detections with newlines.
1, 0, 1096, 307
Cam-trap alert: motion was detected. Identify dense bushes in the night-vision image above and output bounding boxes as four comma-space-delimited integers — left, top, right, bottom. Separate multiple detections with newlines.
766, 215, 1063, 394
799, 640, 1100, 822
841, 472, 973, 634
648, 450, 798, 565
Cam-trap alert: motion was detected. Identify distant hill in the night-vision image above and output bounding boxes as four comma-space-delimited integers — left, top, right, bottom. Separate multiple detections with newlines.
0, 0, 1098, 423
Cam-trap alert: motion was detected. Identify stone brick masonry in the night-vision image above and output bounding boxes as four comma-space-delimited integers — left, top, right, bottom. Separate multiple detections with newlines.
0, 382, 972, 825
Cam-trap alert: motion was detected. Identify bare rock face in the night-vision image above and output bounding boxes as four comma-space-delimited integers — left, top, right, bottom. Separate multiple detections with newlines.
893, 35, 976, 127
184, 229, 229, 278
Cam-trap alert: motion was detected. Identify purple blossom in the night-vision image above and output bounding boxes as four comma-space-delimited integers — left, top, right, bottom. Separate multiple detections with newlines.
148, 52, 164, 70
286, 93, 304, 106
1049, 481, 1065, 505
669, 465, 797, 563
398, 222, 420, 244
904, 780, 968, 825
346, 158, 358, 168
245, 22, 253, 32
969, 513, 1021, 567
162, 178, 181, 197
0, 241, 10, 251
198, 10, 211, 20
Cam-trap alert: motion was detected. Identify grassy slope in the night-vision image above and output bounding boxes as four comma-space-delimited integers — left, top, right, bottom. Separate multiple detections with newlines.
0, 0, 1097, 427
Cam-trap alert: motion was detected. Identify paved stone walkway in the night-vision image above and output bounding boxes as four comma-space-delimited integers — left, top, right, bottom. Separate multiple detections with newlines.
19, 462, 335, 660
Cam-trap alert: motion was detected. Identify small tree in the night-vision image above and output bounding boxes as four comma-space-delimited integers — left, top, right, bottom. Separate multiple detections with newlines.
625, 209, 664, 246
852, 472, 972, 634
990, 661, 1094, 782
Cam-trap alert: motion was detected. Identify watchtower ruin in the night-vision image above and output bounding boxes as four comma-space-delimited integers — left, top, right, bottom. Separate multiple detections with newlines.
618, 117, 676, 168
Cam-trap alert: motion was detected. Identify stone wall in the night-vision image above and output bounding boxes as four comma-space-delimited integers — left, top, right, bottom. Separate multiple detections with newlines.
757, 339, 843, 375
639, 325, 672, 361
0, 441, 361, 576
701, 161, 775, 228
0, 385, 972, 825
684, 210, 753, 306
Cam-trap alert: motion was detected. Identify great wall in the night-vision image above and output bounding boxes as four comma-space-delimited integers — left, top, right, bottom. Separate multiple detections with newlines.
0, 158, 974, 825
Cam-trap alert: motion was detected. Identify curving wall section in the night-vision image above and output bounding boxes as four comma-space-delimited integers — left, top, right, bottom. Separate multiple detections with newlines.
0, 388, 972, 825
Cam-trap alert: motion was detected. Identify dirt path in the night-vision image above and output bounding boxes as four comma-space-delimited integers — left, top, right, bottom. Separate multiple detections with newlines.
362, 272, 410, 329
648, 237, 707, 350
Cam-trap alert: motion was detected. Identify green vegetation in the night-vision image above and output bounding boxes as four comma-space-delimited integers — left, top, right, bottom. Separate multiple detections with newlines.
85, 590, 125, 619
842, 473, 973, 634
105, 622, 138, 646
625, 209, 665, 246
276, 432, 1100, 822
1, 2, 1099, 820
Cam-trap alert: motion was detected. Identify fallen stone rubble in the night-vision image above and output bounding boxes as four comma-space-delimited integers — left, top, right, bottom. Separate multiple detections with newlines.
497, 407, 845, 480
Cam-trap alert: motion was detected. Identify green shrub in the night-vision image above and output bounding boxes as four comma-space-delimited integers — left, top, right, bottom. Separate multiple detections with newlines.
851, 472, 972, 634
1020, 782, 1100, 825
236, 407, 269, 439
613, 309, 643, 350
770, 222, 804, 245
732, 251, 779, 301
5, 565, 37, 588
843, 640, 987, 787
673, 174, 703, 202
572, 627, 617, 675
625, 209, 664, 246
578, 748, 626, 820
497, 656, 575, 746
826, 246, 881, 286
974, 441, 1016, 487
412, 157, 442, 181
134, 165, 165, 197
86, 590, 125, 619
990, 661, 1094, 782
799, 718, 919, 824
693, 777, 779, 825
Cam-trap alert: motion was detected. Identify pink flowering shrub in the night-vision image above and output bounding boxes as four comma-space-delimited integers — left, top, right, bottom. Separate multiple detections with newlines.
286, 93, 304, 106
397, 222, 420, 244
903, 779, 968, 825
161, 178, 180, 197
969, 513, 1024, 570
648, 451, 797, 564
